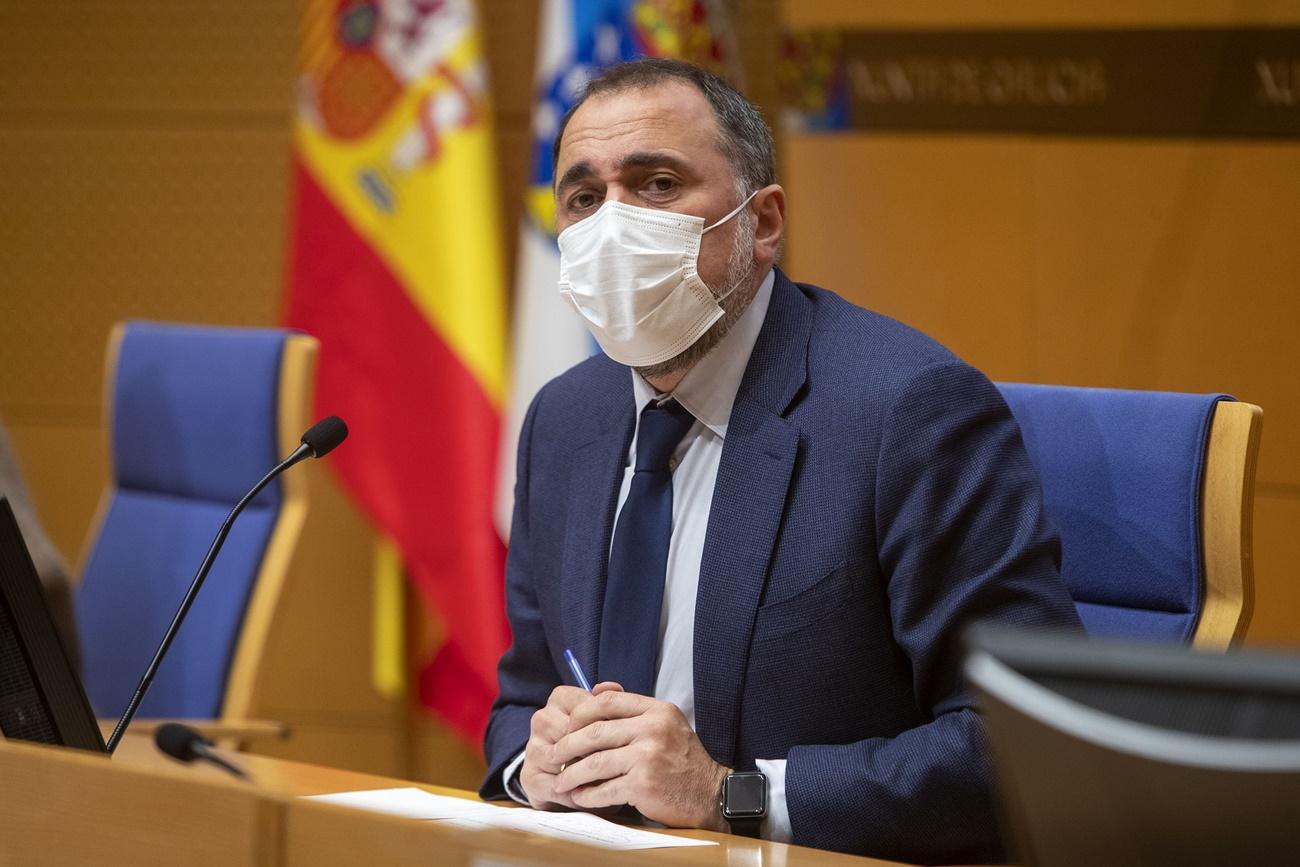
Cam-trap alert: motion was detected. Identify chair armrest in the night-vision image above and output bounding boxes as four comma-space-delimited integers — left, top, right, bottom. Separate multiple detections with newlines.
98, 717, 291, 745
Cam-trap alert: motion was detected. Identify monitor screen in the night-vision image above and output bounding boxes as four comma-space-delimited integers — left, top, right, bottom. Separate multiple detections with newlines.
965, 625, 1300, 867
0, 497, 105, 752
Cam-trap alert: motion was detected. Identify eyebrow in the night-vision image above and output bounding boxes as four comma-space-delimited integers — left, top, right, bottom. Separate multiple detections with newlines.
619, 151, 691, 176
555, 161, 595, 194
554, 151, 693, 194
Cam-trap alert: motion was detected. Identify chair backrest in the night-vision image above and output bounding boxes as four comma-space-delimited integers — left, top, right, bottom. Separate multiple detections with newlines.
996, 383, 1261, 648
76, 322, 317, 720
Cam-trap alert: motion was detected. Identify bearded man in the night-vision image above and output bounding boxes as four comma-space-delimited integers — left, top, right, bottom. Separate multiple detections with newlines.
480, 58, 1082, 864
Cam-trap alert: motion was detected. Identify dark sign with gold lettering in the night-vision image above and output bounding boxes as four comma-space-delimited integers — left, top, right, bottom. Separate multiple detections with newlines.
812, 28, 1300, 137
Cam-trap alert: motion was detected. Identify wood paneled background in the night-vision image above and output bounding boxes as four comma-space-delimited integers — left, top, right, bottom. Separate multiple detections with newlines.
1, 0, 1296, 787
0, 0, 779, 786
782, 0, 1300, 645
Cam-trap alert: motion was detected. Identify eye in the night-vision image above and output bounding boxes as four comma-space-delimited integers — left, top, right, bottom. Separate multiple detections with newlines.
645, 175, 677, 195
568, 191, 600, 212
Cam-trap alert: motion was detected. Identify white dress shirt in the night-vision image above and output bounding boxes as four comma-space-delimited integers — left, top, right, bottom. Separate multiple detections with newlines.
506, 269, 792, 842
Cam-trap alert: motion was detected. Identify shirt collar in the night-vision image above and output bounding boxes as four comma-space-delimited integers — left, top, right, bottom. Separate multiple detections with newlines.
630, 267, 776, 440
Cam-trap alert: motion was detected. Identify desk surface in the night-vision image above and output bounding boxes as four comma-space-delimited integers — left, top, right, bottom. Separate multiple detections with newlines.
108, 733, 915, 867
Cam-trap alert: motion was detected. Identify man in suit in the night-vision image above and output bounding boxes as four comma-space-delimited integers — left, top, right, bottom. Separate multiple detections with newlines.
481, 59, 1082, 863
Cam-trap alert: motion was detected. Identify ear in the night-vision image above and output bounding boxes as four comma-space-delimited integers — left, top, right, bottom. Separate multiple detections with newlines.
751, 184, 786, 268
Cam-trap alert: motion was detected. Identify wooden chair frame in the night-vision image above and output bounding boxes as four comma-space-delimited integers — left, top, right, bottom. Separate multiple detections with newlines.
1193, 400, 1263, 648
222, 332, 318, 723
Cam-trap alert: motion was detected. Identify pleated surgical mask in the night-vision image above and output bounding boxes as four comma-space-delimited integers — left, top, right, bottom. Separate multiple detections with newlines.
557, 192, 758, 367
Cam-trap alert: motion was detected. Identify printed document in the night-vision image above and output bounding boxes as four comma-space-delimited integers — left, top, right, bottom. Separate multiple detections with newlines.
304, 787, 718, 851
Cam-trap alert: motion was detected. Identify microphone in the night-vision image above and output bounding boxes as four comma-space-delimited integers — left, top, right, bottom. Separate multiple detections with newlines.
299, 415, 348, 459
105, 416, 349, 754
154, 722, 249, 780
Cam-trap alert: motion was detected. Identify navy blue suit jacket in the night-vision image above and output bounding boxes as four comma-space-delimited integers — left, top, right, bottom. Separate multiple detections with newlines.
481, 270, 1082, 863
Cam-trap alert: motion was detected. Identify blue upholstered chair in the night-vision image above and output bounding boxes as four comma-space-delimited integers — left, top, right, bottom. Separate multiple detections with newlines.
996, 383, 1261, 648
76, 322, 318, 724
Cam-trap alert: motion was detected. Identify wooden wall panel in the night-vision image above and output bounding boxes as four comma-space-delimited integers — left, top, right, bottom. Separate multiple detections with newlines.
0, 0, 555, 789
3, 424, 104, 577
787, 0, 1300, 28
480, 0, 542, 295
784, 137, 1300, 468
1253, 496, 1300, 642
0, 0, 297, 565
732, 0, 784, 126
0, 0, 403, 777
782, 0, 1300, 644
0, 0, 295, 117
0, 129, 291, 410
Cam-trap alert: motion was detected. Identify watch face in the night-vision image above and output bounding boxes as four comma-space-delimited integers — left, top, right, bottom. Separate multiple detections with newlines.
724, 772, 766, 817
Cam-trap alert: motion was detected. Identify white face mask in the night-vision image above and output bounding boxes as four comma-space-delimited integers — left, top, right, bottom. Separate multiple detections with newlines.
557, 192, 758, 367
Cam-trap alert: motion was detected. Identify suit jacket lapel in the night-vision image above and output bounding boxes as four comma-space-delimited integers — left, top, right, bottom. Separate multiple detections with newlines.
694, 270, 812, 765
559, 368, 636, 681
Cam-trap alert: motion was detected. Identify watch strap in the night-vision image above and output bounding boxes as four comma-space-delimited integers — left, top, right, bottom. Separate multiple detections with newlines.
726, 816, 762, 838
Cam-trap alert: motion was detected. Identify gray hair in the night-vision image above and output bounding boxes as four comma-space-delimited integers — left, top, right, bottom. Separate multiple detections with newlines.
552, 58, 776, 197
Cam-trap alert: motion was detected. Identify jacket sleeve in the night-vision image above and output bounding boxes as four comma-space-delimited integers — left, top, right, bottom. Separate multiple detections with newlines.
479, 387, 560, 800
785, 360, 1084, 864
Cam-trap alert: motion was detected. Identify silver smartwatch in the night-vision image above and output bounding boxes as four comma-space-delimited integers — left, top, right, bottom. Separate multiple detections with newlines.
719, 770, 766, 837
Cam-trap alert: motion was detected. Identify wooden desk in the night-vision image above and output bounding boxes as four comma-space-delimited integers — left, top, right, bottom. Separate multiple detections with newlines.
2, 735, 915, 867
1, 737, 276, 867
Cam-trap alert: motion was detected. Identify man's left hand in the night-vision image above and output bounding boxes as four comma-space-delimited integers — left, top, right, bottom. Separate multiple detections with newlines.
550, 684, 731, 831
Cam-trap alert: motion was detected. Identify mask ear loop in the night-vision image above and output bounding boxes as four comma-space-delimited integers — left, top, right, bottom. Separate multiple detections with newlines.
706, 189, 764, 307
711, 268, 752, 307
703, 188, 761, 233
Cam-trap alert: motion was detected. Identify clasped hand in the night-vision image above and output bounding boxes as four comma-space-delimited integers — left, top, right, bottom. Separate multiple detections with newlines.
520, 682, 730, 831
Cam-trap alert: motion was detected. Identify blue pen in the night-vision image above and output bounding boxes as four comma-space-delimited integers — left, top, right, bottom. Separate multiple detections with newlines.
564, 648, 594, 692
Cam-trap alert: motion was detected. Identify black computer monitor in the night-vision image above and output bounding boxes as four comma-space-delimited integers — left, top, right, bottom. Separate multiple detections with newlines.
0, 496, 105, 752
965, 624, 1300, 867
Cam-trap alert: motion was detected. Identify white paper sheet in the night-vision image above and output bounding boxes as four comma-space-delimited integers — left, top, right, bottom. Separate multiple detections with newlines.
303, 787, 718, 851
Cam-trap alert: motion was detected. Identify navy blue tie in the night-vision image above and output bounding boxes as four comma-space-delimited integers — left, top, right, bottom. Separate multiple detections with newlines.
598, 398, 696, 696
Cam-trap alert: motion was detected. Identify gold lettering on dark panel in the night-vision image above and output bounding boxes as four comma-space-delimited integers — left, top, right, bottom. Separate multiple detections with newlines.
1256, 59, 1299, 106
822, 28, 1300, 137
848, 57, 1106, 107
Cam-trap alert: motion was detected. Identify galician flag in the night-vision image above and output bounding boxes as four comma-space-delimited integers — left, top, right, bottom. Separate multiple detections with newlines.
495, 0, 735, 537
284, 0, 508, 742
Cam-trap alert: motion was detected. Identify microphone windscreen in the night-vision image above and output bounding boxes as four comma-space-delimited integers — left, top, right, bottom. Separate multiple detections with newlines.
155, 722, 208, 762
301, 416, 348, 458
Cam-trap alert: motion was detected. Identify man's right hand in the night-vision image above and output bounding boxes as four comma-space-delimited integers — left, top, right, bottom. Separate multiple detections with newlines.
520, 684, 603, 810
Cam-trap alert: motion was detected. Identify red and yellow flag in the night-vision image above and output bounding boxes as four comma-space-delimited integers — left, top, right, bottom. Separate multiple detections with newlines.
283, 0, 508, 741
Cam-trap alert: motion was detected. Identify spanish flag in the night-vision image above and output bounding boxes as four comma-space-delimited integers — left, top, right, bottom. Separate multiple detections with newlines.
283, 0, 508, 741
